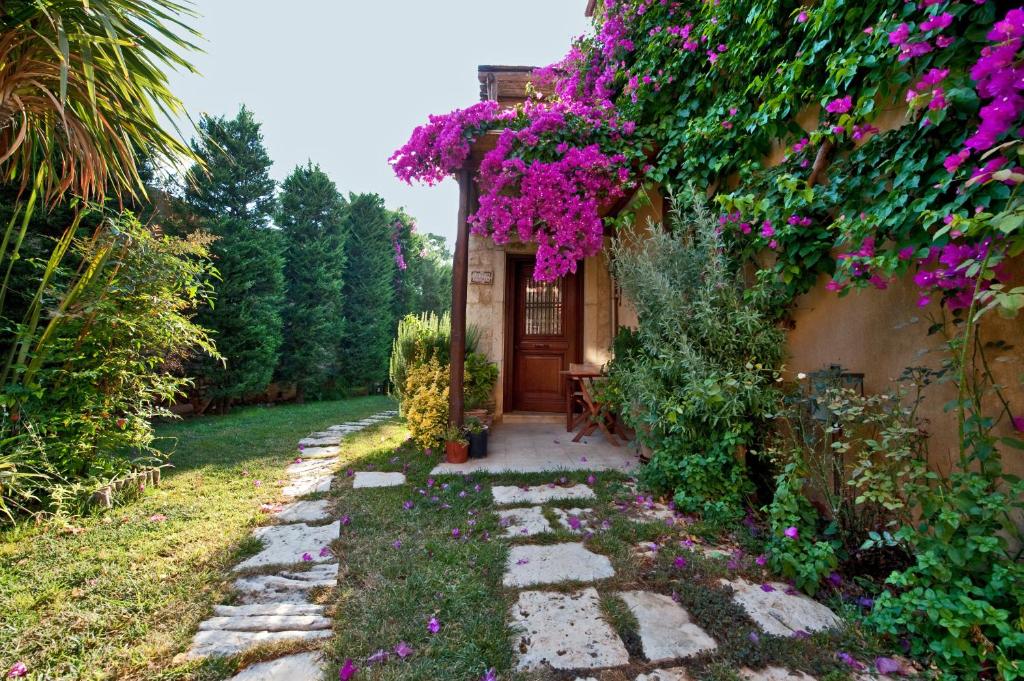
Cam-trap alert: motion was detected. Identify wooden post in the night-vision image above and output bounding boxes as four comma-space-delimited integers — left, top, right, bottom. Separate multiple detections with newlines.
449, 167, 472, 429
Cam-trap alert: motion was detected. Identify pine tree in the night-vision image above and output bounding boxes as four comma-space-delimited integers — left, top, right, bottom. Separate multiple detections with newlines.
340, 193, 396, 391
276, 162, 347, 401
184, 106, 284, 411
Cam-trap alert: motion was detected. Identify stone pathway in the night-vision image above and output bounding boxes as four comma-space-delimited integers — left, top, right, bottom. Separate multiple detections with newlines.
180, 410, 397, 678
493, 482, 845, 680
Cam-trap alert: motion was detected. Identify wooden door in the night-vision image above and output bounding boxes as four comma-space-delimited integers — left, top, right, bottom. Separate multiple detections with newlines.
509, 258, 581, 412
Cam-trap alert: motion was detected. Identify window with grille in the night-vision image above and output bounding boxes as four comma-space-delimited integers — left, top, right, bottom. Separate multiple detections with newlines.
523, 278, 564, 336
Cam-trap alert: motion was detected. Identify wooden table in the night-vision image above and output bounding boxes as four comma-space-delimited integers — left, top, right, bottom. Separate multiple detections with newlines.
560, 364, 602, 432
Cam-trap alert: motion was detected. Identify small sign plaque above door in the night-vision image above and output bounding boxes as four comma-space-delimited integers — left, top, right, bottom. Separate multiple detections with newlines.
470, 270, 494, 285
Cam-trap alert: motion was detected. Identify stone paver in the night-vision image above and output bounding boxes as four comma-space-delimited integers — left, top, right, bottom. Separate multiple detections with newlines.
498, 506, 552, 537
198, 613, 331, 632
297, 446, 339, 459
619, 591, 717, 662
213, 603, 324, 617
234, 521, 339, 572
492, 483, 596, 505
504, 542, 614, 587
298, 435, 342, 447
233, 563, 338, 604
287, 458, 337, 477
274, 499, 332, 523
282, 473, 333, 498
226, 652, 323, 681
352, 471, 406, 488
185, 628, 331, 659
551, 507, 594, 533
512, 588, 629, 670
636, 670, 694, 681
740, 668, 816, 681
722, 578, 841, 636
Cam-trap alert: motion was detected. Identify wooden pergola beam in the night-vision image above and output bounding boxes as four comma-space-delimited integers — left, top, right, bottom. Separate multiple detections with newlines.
448, 167, 472, 429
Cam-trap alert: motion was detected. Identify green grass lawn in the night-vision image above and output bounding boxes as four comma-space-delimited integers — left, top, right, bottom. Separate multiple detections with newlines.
2, 399, 886, 681
0, 396, 393, 681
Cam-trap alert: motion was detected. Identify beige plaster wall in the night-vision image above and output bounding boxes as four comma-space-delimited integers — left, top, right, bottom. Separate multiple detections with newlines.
465, 234, 617, 418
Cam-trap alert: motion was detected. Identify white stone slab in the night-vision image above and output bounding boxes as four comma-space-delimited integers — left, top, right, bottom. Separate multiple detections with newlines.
234, 522, 339, 572
233, 564, 338, 604
185, 628, 331, 659
274, 500, 332, 523
740, 668, 816, 681
298, 435, 342, 447
352, 471, 406, 488
722, 578, 841, 637
492, 484, 596, 505
214, 603, 324, 617
637, 670, 693, 681
503, 543, 614, 587
282, 474, 333, 498
498, 506, 552, 538
552, 507, 594, 534
619, 591, 716, 662
287, 458, 337, 477
198, 614, 332, 632
297, 446, 339, 459
227, 653, 323, 681
512, 588, 629, 670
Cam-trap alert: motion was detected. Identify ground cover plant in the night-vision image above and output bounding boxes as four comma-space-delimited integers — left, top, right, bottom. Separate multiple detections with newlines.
0, 396, 391, 680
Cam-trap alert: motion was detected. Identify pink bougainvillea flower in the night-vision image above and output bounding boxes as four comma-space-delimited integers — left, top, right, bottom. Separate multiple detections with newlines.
825, 96, 853, 114
302, 552, 313, 562
341, 515, 352, 526
294, 457, 303, 464
749, 631, 761, 644
339, 659, 358, 680
403, 500, 414, 510
253, 480, 262, 488
7, 663, 28, 678
784, 526, 799, 539
567, 516, 583, 530
760, 583, 776, 592
1012, 416, 1024, 432
148, 513, 167, 523
451, 528, 460, 538
428, 616, 441, 634
394, 641, 414, 658
828, 572, 843, 586
755, 554, 768, 566
838, 652, 867, 671
319, 546, 332, 558
516, 558, 530, 565
796, 11, 808, 22
920, 12, 953, 32
674, 556, 688, 569
586, 474, 596, 485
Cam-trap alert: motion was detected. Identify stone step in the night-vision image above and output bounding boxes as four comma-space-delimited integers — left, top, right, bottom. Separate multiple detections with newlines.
185, 628, 331, 659
352, 471, 405, 488
492, 483, 596, 505
232, 564, 338, 603
234, 522, 340, 572
721, 578, 841, 636
512, 588, 628, 671
282, 473, 333, 498
298, 436, 342, 447
226, 653, 323, 681
498, 506, 552, 538
198, 614, 332, 632
740, 669, 816, 681
274, 500, 332, 524
214, 603, 324, 617
618, 591, 716, 662
297, 446, 340, 459
503, 542, 614, 588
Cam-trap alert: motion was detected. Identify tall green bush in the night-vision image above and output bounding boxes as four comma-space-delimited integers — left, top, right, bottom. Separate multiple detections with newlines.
0, 213, 218, 517
389, 311, 480, 409
609, 188, 783, 520
184, 107, 284, 410
276, 163, 348, 401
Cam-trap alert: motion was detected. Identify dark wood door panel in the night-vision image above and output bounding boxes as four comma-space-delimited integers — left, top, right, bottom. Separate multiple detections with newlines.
508, 257, 581, 413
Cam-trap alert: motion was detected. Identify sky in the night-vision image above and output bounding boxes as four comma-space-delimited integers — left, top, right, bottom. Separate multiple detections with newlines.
165, 1, 591, 245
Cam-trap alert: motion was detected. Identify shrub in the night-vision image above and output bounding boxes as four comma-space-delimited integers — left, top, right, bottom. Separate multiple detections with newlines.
464, 352, 498, 411
0, 213, 218, 515
403, 352, 449, 450
608, 188, 783, 519
389, 312, 481, 410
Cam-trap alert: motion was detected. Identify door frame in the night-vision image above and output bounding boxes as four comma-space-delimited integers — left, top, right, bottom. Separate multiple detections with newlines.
502, 253, 585, 412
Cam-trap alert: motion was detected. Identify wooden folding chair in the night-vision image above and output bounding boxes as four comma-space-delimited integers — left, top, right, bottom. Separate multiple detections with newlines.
572, 376, 621, 446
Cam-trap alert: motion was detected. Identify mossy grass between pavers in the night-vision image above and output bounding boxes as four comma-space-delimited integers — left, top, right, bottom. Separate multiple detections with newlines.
0, 396, 393, 681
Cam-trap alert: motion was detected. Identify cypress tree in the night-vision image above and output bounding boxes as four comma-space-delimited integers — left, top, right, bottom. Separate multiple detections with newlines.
340, 193, 396, 392
276, 162, 347, 401
184, 106, 284, 411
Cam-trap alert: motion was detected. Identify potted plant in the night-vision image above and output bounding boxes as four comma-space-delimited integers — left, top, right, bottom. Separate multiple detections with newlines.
465, 417, 489, 459
443, 423, 469, 464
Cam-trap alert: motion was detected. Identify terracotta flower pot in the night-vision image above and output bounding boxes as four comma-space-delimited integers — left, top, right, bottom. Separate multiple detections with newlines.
445, 440, 469, 464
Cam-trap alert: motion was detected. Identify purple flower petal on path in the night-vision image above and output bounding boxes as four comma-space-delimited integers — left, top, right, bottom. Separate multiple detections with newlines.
876, 657, 904, 674
394, 641, 413, 658
567, 516, 582, 530
301, 552, 313, 562
755, 554, 768, 566
586, 474, 596, 485
392, 540, 402, 549
452, 528, 460, 538
516, 558, 530, 565
481, 668, 497, 681
7, 662, 28, 678
760, 583, 775, 592
674, 556, 688, 569
339, 659, 357, 680
319, 546, 332, 558
403, 500, 414, 510
428, 616, 441, 634
341, 515, 352, 526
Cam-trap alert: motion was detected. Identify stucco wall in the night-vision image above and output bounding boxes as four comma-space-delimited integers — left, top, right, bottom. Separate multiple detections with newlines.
466, 235, 616, 418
